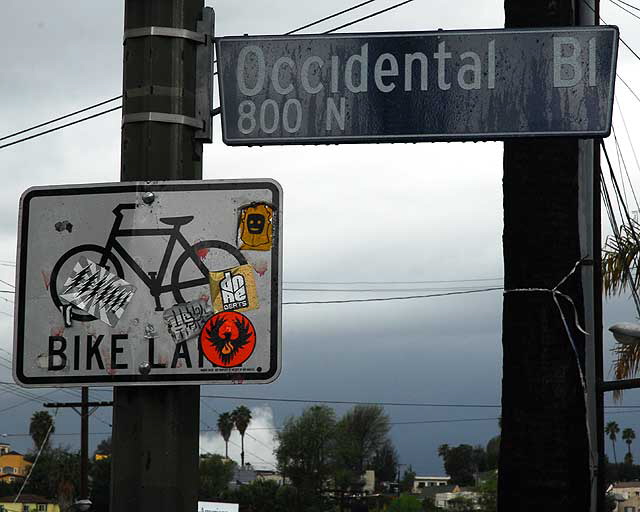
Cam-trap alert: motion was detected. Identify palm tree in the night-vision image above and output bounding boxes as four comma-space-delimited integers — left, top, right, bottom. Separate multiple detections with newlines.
605, 421, 620, 464
29, 410, 54, 451
231, 406, 252, 468
623, 427, 636, 460
217, 412, 234, 459
602, 222, 640, 393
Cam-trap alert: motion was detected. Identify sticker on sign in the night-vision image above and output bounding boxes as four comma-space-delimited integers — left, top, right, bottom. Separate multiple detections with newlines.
13, 180, 282, 387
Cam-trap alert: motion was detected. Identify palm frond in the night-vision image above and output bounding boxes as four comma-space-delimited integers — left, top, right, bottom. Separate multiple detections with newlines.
602, 221, 640, 297
611, 342, 640, 401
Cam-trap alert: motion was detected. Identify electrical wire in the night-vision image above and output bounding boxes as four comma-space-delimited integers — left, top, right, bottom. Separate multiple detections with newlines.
202, 394, 501, 408
616, 0, 640, 10
13, 408, 57, 504
3, 0, 406, 144
601, 144, 640, 315
0, 95, 122, 143
282, 287, 503, 305
608, 0, 640, 20
612, 124, 640, 212
616, 73, 640, 105
0, 106, 122, 151
283, 285, 501, 292
285, 278, 503, 284
582, 1, 640, 62
323, 0, 416, 33
285, 0, 379, 34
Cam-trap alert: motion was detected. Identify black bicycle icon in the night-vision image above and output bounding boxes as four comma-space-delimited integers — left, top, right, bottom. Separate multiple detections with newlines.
50, 203, 246, 322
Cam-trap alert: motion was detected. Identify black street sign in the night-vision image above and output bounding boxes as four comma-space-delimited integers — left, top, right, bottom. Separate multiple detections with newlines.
217, 27, 618, 145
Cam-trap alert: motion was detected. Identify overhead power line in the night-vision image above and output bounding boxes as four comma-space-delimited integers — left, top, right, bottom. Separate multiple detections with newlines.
0, 95, 122, 143
616, 0, 640, 10
0, 106, 122, 151
285, 0, 378, 34
284, 278, 503, 285
1, 0, 415, 148
582, 1, 640, 62
324, 0, 416, 33
282, 287, 503, 305
608, 0, 640, 20
202, 394, 502, 408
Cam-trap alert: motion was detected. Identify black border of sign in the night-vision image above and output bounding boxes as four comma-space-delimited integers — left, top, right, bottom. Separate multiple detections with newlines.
217, 26, 619, 145
14, 180, 282, 387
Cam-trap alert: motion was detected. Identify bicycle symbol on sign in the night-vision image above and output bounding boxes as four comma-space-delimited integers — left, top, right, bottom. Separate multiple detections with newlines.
50, 203, 246, 323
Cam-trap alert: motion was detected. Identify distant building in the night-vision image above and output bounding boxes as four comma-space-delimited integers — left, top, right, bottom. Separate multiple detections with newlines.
412, 475, 451, 493
435, 485, 481, 510
609, 482, 640, 512
0, 445, 10, 456
0, 494, 60, 512
0, 447, 31, 484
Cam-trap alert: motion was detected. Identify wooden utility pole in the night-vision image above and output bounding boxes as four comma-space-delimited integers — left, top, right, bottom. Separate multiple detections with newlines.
110, 1, 209, 510
500, 1, 597, 510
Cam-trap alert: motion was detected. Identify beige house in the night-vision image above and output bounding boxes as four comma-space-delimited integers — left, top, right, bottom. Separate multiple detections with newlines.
610, 482, 640, 512
0, 494, 60, 512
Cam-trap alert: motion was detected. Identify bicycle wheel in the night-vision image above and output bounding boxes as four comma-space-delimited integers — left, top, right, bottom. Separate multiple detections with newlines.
50, 244, 125, 323
171, 240, 247, 304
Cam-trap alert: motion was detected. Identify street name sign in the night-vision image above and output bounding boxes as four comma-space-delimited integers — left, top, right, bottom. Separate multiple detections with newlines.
217, 26, 618, 145
14, 180, 282, 387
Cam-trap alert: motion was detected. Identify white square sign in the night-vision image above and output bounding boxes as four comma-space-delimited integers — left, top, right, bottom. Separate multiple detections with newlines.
13, 180, 282, 386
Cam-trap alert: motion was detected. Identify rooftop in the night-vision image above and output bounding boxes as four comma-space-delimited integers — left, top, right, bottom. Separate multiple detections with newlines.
0, 494, 56, 504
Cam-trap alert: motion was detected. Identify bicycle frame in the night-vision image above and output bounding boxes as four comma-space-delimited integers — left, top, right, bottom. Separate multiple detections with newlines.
100, 204, 208, 311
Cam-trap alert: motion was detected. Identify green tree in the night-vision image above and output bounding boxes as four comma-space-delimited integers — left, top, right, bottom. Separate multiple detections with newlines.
24, 446, 80, 510
400, 465, 416, 493
387, 494, 422, 512
95, 437, 111, 456
199, 453, 236, 500
231, 406, 252, 468
438, 444, 477, 486
29, 410, 55, 451
477, 471, 497, 512
485, 436, 500, 470
336, 405, 390, 476
89, 456, 111, 512
623, 428, 636, 460
275, 405, 336, 510
217, 412, 234, 459
448, 496, 476, 512
606, 421, 620, 465
371, 439, 399, 486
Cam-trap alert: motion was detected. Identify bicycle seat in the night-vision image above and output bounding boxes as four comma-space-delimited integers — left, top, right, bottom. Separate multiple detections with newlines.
159, 216, 194, 227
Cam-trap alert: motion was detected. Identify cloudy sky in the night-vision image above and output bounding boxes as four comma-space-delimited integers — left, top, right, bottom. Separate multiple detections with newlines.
1, 0, 640, 476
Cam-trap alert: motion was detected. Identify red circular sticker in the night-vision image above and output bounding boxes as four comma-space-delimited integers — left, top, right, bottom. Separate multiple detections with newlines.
200, 311, 256, 367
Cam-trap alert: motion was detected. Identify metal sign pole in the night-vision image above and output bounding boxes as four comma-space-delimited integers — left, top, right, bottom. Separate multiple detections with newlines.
110, 1, 206, 510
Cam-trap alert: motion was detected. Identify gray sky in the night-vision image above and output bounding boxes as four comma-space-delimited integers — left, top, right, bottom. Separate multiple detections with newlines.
1, 0, 640, 475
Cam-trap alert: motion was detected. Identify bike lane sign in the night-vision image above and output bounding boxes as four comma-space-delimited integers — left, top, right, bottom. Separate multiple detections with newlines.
13, 180, 282, 387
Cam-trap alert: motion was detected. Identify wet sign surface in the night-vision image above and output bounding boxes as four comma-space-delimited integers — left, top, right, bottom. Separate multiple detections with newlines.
217, 27, 618, 145
14, 180, 282, 387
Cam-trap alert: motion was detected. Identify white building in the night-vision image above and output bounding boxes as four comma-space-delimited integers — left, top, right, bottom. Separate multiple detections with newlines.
412, 475, 451, 493
435, 486, 481, 510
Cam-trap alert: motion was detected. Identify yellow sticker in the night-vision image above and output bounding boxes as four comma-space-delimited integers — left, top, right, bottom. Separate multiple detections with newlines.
209, 264, 259, 314
238, 203, 273, 251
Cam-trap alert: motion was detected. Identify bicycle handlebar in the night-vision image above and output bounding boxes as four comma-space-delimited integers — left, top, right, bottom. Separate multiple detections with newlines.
113, 203, 137, 216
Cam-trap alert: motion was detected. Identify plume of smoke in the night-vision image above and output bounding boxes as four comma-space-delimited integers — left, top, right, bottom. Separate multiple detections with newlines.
199, 405, 278, 470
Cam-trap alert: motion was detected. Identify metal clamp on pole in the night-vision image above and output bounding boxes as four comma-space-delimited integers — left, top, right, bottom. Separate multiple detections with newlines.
122, 7, 215, 143
195, 7, 215, 142
122, 112, 203, 130
123, 26, 206, 44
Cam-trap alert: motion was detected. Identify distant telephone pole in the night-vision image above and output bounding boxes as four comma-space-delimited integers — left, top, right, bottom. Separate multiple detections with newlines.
110, 1, 211, 510
500, 0, 599, 511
